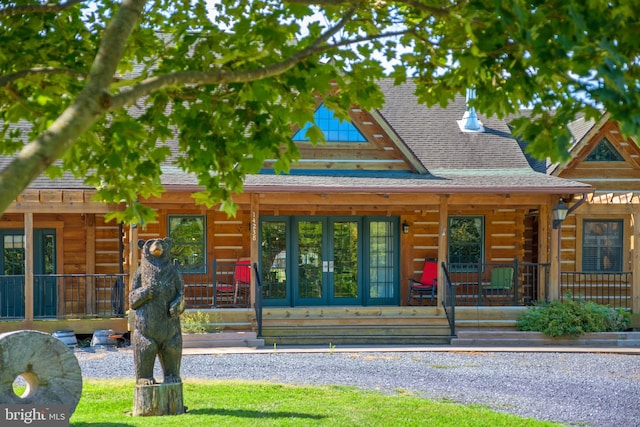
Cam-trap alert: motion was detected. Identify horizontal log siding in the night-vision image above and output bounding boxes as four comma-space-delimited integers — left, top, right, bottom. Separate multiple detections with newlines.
523, 214, 537, 263
407, 210, 440, 280
559, 215, 577, 272
95, 214, 121, 275
211, 210, 250, 263
62, 224, 85, 275
487, 209, 524, 263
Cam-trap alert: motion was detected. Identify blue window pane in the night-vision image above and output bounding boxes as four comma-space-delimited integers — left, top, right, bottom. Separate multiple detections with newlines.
292, 103, 367, 142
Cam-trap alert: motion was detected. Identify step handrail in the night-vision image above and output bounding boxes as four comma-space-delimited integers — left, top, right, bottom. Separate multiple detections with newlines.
441, 262, 456, 337
253, 262, 263, 337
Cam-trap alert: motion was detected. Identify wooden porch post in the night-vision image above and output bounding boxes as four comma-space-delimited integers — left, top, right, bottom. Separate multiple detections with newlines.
549, 204, 561, 302
24, 213, 34, 321
250, 194, 260, 307
128, 224, 139, 284
85, 214, 96, 315
437, 195, 449, 307
538, 203, 550, 302
632, 212, 640, 316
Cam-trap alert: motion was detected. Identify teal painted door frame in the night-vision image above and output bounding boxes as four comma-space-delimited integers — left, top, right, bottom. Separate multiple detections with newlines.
293, 216, 362, 306
0, 229, 56, 318
259, 216, 399, 307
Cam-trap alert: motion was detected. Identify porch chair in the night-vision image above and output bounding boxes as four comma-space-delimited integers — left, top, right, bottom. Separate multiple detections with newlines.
233, 257, 252, 304
216, 257, 252, 306
482, 267, 514, 296
407, 257, 438, 305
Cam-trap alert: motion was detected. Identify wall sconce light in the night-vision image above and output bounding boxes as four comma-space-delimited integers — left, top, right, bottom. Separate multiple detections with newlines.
552, 199, 569, 229
402, 220, 410, 234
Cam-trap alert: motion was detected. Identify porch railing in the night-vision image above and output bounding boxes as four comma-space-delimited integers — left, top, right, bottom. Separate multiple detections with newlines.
441, 262, 456, 337
0, 275, 25, 319
560, 272, 631, 310
253, 263, 263, 337
0, 274, 127, 320
448, 260, 549, 307
179, 261, 251, 309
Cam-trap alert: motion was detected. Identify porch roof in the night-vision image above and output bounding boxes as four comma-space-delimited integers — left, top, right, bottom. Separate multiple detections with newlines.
159, 167, 592, 194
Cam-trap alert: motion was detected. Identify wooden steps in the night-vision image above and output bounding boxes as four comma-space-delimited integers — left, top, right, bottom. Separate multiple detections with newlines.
260, 306, 453, 345
454, 306, 526, 329
181, 308, 254, 333
182, 331, 264, 349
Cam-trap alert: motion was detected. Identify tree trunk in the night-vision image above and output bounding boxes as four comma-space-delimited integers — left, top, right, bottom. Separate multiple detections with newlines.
133, 383, 184, 416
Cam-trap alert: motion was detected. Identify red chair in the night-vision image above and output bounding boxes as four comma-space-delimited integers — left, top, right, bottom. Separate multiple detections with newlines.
407, 257, 438, 305
216, 257, 251, 305
233, 257, 251, 303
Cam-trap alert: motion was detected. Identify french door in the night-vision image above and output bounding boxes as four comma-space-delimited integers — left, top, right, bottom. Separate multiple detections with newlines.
0, 229, 56, 318
295, 217, 360, 305
260, 216, 398, 306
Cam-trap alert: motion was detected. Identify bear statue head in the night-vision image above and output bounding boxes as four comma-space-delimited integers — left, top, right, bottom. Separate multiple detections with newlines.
138, 238, 172, 266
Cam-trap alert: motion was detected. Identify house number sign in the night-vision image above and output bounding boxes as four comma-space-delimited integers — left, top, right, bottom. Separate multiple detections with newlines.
251, 211, 258, 242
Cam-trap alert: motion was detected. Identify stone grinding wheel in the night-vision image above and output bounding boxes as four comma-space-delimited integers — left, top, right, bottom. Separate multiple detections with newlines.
0, 330, 83, 414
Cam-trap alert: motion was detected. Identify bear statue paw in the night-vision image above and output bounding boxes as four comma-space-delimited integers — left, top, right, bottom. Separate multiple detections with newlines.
137, 377, 156, 386
163, 374, 182, 384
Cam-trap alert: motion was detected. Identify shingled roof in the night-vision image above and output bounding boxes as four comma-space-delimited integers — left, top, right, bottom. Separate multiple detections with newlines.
377, 79, 532, 172
2, 79, 592, 195
240, 79, 591, 194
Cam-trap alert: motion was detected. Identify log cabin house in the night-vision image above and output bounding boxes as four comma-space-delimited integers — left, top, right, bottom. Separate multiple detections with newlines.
548, 113, 640, 326
4, 79, 636, 345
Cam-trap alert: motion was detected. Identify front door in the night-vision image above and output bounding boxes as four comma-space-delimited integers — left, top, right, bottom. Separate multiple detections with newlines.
294, 218, 361, 305
0, 229, 56, 318
260, 216, 398, 307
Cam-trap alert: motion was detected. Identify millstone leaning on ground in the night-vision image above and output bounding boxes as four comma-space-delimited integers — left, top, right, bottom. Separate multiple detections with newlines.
0, 330, 83, 415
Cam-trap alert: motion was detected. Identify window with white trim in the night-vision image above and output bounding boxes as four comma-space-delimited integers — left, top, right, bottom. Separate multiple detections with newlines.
582, 219, 623, 272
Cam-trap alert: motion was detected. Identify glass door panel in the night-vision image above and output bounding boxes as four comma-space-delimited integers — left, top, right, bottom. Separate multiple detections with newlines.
331, 220, 360, 303
367, 220, 397, 303
34, 230, 56, 318
261, 216, 399, 307
296, 220, 324, 303
1, 233, 25, 317
260, 220, 289, 305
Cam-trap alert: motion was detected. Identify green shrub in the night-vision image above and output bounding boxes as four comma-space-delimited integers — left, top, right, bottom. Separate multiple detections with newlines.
516, 295, 630, 337
181, 310, 223, 334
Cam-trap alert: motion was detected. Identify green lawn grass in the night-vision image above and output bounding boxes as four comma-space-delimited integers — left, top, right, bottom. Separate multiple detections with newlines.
69, 379, 561, 426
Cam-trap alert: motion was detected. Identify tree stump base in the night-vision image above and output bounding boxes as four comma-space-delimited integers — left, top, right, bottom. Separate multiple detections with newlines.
133, 382, 184, 416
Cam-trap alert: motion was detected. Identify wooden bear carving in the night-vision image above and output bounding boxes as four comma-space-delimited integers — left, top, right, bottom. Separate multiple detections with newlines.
130, 238, 185, 385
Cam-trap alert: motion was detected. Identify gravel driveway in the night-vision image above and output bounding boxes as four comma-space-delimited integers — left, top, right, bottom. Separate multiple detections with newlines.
75, 348, 639, 426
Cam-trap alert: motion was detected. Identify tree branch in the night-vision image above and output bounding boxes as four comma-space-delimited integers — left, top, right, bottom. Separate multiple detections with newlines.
0, 67, 87, 87
285, 0, 467, 16
0, 0, 147, 214
0, 0, 86, 18
111, 6, 360, 108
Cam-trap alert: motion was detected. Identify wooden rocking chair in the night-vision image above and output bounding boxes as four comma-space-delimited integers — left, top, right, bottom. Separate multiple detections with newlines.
407, 257, 438, 305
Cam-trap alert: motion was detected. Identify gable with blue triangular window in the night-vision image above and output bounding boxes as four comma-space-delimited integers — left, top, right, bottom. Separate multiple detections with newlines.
585, 137, 624, 162
293, 103, 367, 142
